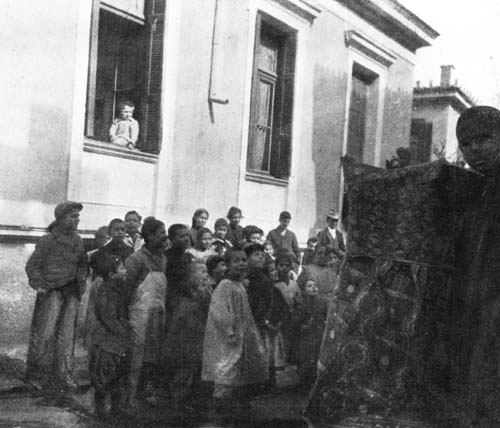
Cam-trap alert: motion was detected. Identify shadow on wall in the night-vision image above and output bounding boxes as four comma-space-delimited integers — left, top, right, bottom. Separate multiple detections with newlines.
381, 88, 413, 164
311, 65, 348, 231
1, 105, 70, 205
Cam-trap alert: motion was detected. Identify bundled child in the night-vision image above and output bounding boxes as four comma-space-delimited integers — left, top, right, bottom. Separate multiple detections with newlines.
124, 217, 168, 411
245, 244, 290, 389
89, 253, 129, 419
124, 210, 144, 252
273, 249, 303, 364
163, 262, 211, 413
206, 254, 227, 292
202, 249, 268, 422
301, 237, 318, 267
296, 280, 328, 387
212, 218, 232, 255
87, 219, 133, 352
109, 101, 139, 149
186, 227, 216, 263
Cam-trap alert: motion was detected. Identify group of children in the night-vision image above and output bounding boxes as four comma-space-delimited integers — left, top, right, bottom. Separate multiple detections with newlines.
27, 202, 343, 423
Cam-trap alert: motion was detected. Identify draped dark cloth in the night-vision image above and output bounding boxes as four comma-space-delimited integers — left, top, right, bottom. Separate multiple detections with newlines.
304, 158, 485, 426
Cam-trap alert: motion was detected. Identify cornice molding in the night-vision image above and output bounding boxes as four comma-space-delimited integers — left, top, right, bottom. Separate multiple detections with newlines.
345, 29, 397, 68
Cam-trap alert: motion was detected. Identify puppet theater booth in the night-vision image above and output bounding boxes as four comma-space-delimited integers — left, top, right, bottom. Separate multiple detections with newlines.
303, 158, 484, 428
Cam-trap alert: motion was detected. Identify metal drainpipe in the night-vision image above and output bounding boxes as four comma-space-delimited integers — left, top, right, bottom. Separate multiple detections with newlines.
208, 0, 229, 105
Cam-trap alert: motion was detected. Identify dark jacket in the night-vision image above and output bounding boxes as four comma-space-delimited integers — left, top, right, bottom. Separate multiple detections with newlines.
89, 239, 134, 276
25, 227, 86, 291
92, 277, 129, 356
226, 224, 245, 248
316, 228, 345, 258
266, 228, 301, 263
247, 268, 290, 329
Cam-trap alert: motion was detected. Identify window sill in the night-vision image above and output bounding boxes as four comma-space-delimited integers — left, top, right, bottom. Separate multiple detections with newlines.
245, 171, 288, 187
83, 139, 159, 164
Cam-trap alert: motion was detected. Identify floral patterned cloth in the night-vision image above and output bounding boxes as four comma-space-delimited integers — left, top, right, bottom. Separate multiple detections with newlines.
304, 158, 484, 425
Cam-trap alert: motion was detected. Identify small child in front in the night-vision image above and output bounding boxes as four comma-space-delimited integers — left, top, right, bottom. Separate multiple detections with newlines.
296, 280, 327, 386
89, 253, 129, 419
212, 218, 232, 255
109, 101, 139, 150
273, 250, 303, 364
202, 249, 268, 423
163, 262, 211, 413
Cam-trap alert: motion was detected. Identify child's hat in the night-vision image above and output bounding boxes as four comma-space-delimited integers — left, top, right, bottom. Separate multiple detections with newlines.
327, 209, 339, 220
54, 201, 83, 220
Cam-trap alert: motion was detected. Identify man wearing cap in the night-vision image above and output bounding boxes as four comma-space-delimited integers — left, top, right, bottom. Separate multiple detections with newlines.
266, 211, 301, 272
451, 105, 500, 424
316, 209, 345, 260
25, 201, 86, 389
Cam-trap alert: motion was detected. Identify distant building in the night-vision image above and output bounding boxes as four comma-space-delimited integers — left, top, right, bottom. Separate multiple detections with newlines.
411, 65, 475, 164
0, 0, 437, 351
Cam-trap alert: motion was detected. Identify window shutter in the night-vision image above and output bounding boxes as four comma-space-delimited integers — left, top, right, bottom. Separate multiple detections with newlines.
410, 119, 433, 164
139, 0, 165, 154
270, 33, 296, 179
247, 13, 263, 170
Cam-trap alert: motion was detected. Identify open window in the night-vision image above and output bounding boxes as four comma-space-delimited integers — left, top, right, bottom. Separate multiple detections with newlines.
85, 0, 165, 154
247, 12, 297, 181
346, 63, 379, 163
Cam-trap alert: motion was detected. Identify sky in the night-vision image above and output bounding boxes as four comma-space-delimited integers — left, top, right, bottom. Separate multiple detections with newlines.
398, 0, 500, 106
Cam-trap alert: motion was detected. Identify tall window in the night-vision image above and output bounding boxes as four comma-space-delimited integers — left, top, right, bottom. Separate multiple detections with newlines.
410, 119, 433, 164
85, 0, 165, 154
247, 13, 296, 180
346, 63, 378, 163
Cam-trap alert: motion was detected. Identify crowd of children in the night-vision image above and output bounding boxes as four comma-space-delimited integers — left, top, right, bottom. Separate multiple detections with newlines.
25, 202, 345, 423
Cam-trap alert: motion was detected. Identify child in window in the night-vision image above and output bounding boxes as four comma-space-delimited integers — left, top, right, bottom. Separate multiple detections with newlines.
202, 249, 268, 423
124, 210, 144, 252
186, 227, 216, 263
212, 218, 232, 255
109, 101, 139, 150
89, 253, 129, 420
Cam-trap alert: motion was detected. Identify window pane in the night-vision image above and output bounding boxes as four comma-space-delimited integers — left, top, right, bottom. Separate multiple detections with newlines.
249, 78, 273, 171
347, 75, 368, 162
257, 39, 278, 73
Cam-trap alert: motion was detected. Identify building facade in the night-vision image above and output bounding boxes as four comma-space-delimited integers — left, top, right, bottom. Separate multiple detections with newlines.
411, 65, 474, 164
0, 0, 436, 350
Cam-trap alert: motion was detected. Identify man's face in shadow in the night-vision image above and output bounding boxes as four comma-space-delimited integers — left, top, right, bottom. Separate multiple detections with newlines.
459, 131, 500, 176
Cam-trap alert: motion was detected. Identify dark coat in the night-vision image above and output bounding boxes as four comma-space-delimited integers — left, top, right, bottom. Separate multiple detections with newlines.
266, 228, 301, 263
25, 227, 87, 291
91, 277, 129, 356
316, 228, 345, 258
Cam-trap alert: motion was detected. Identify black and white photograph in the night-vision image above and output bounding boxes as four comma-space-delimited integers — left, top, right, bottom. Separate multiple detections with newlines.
1, 0, 500, 427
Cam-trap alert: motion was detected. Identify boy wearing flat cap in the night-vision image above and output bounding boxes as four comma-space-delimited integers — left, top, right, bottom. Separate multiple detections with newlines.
25, 201, 86, 390
451, 106, 500, 425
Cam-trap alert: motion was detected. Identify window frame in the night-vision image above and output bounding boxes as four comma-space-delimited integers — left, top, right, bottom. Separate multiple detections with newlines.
84, 0, 165, 155
246, 12, 297, 182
